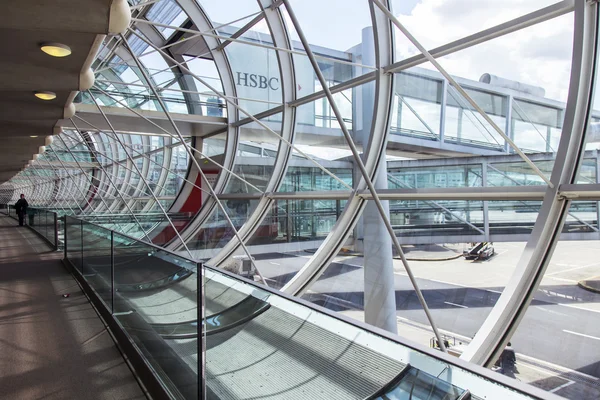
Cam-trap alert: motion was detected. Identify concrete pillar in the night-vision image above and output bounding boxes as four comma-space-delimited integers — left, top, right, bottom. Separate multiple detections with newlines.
360, 27, 397, 334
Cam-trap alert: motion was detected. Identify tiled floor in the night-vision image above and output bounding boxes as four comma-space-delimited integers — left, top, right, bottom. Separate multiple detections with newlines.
0, 215, 146, 400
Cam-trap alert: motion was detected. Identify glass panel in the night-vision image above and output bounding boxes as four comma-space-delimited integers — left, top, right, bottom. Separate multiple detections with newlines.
233, 198, 347, 288
502, 205, 600, 399
203, 266, 536, 400
284, 0, 374, 55
488, 160, 554, 186
221, 40, 283, 117
512, 99, 564, 154
65, 216, 83, 273
374, 367, 465, 400
81, 221, 113, 310
488, 200, 540, 237
186, 199, 260, 259
113, 230, 199, 398
198, 0, 260, 25
446, 86, 507, 150
393, 71, 443, 141
391, 0, 566, 54
225, 112, 283, 194
32, 209, 54, 246
145, 0, 187, 39
388, 163, 485, 239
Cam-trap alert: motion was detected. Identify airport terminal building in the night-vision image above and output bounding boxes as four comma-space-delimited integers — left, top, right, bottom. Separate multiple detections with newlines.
0, 0, 598, 399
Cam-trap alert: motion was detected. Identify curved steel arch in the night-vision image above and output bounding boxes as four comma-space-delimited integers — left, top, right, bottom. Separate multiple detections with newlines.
207, 0, 298, 267
461, 0, 599, 366
282, 0, 396, 295
168, 0, 241, 249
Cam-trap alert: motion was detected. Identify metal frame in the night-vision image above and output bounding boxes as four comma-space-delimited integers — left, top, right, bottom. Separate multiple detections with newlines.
281, 0, 449, 351
119, 30, 271, 285
56, 210, 561, 400
1, 0, 599, 390
169, 0, 241, 248
69, 120, 155, 242
206, 0, 298, 268
461, 0, 599, 365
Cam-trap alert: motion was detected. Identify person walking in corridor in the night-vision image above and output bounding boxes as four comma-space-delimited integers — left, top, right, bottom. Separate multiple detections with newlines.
14, 194, 28, 226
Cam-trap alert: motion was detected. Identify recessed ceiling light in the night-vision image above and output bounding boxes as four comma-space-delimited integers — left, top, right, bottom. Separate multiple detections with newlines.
40, 43, 71, 57
34, 91, 56, 100
30, 135, 38, 138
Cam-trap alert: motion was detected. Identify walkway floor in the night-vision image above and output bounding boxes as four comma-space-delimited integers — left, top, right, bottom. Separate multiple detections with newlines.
0, 215, 145, 400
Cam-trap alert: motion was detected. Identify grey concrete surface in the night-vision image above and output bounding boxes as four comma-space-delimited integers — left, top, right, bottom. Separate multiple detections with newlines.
0, 215, 146, 400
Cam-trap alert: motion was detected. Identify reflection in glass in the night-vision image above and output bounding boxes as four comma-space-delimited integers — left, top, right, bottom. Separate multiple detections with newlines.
374, 368, 464, 400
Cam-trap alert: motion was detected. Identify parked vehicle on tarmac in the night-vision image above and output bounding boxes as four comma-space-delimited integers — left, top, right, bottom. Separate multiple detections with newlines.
463, 242, 495, 260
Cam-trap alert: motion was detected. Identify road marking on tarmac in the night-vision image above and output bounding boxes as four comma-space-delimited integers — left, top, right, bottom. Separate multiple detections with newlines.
563, 330, 600, 341
550, 380, 575, 393
393, 272, 600, 314
269, 262, 280, 265
538, 307, 568, 317
547, 262, 600, 276
396, 274, 503, 294
444, 301, 468, 309
545, 276, 577, 283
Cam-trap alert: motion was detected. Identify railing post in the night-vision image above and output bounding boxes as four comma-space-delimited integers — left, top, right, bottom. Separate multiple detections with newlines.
198, 262, 204, 399
54, 213, 59, 250
111, 230, 115, 314
64, 216, 68, 260
80, 220, 84, 274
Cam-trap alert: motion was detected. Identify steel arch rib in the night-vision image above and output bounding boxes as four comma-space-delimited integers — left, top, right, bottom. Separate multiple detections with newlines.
142, 138, 169, 212
206, 0, 298, 267
461, 0, 599, 366
282, 0, 396, 295
169, 0, 240, 249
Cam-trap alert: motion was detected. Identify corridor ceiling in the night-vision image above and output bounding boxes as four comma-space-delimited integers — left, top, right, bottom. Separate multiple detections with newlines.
0, 0, 126, 183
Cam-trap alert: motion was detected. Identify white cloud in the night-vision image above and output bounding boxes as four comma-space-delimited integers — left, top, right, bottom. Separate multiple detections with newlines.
395, 0, 574, 102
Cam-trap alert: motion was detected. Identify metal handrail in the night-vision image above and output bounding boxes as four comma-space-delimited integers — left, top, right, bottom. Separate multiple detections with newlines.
65, 214, 198, 265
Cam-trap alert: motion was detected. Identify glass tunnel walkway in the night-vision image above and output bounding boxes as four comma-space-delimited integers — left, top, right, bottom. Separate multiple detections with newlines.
0, 206, 557, 400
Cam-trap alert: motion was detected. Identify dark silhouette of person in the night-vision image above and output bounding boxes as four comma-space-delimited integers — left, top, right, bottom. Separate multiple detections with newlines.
499, 342, 517, 378
226, 189, 250, 217
14, 194, 28, 226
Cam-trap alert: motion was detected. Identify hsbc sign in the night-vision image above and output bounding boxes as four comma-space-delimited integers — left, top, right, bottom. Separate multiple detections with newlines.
236, 72, 280, 91
229, 45, 315, 124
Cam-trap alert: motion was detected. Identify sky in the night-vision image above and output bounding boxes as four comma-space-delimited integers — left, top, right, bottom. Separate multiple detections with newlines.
158, 0, 600, 158
394, 0, 576, 103
238, 0, 581, 105
192, 0, 587, 104
253, 0, 588, 159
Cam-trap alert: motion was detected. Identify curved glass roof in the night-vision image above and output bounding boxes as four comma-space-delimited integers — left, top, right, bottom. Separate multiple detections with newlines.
1, 1, 600, 397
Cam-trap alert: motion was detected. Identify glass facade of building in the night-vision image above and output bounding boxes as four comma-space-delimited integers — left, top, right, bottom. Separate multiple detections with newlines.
1, 1, 600, 398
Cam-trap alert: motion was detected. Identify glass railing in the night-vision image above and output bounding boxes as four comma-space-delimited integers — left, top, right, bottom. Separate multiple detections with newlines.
1, 205, 59, 248
79, 212, 195, 246
60, 214, 552, 400
77, 89, 227, 118
64, 215, 200, 398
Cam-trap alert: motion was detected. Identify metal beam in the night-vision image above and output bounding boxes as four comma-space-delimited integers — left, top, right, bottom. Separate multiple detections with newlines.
372, 0, 554, 187
384, 0, 575, 74
461, 0, 598, 366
